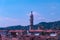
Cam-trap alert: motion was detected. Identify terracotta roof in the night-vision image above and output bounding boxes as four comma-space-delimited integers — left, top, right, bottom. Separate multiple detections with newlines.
9, 30, 25, 32
29, 30, 44, 32
44, 30, 53, 32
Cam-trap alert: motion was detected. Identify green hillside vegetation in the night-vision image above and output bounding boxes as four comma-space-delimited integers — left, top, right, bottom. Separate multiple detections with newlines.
0, 21, 60, 30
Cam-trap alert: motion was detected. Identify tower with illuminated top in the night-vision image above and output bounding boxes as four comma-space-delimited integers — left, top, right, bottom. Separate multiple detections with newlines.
30, 11, 34, 30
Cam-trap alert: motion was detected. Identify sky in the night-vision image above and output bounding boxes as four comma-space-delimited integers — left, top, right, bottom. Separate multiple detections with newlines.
0, 0, 60, 27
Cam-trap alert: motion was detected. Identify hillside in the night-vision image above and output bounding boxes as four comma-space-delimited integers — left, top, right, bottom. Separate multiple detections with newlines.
0, 21, 60, 30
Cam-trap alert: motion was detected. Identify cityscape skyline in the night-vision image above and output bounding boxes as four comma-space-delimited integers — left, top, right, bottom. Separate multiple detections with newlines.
0, 0, 60, 27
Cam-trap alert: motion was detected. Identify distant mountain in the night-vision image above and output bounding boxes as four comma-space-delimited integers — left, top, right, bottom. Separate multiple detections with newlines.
6, 25, 24, 30
0, 21, 60, 30
34, 21, 60, 30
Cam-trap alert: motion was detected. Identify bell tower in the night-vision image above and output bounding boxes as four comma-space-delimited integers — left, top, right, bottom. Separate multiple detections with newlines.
30, 11, 34, 30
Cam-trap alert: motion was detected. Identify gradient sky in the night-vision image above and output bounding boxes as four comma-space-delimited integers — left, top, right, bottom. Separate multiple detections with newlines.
0, 0, 60, 27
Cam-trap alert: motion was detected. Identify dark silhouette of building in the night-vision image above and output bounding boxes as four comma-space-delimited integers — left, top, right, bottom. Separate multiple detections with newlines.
30, 11, 34, 30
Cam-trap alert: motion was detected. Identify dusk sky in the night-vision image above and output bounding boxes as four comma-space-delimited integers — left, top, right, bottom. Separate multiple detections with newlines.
0, 0, 60, 27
